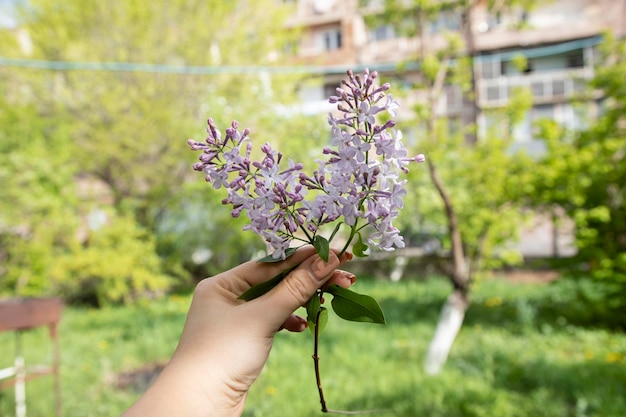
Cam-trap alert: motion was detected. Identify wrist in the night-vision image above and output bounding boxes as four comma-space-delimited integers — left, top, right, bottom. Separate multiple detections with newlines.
122, 356, 245, 417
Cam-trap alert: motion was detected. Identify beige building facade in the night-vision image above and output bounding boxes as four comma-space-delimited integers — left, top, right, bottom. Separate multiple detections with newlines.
289, 0, 624, 150
287, 0, 624, 258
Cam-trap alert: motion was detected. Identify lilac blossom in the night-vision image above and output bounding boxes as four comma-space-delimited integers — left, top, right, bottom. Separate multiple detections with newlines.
188, 68, 425, 259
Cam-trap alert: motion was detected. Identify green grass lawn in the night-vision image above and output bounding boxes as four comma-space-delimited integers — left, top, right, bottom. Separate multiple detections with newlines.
1, 277, 625, 417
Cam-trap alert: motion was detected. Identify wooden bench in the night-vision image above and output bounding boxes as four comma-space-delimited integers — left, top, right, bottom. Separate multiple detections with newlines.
0, 298, 63, 417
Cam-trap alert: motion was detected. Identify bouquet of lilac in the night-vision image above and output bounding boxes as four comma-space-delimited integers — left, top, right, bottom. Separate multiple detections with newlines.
189, 68, 424, 412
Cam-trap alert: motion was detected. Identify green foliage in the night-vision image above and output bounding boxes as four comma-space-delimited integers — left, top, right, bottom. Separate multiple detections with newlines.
326, 284, 386, 324
533, 36, 626, 312
511, 53, 529, 72
0, 98, 80, 297
400, 91, 535, 274
0, 0, 303, 301
486, 87, 534, 137
306, 295, 322, 326
366, 0, 538, 285
155, 182, 264, 284
313, 235, 330, 262
5, 0, 299, 220
50, 214, 172, 306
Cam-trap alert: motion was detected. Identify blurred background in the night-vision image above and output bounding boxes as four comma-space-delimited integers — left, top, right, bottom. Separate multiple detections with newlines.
0, 0, 624, 416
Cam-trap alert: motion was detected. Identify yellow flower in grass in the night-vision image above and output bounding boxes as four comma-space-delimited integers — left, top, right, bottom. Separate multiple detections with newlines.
266, 386, 277, 396
169, 294, 188, 304
485, 297, 503, 307
605, 352, 624, 364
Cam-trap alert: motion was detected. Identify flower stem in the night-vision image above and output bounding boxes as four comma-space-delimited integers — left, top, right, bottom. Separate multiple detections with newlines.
312, 292, 328, 413
311, 282, 390, 415
339, 223, 358, 256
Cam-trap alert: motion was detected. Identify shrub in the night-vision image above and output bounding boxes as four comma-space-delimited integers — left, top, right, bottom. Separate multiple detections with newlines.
50, 214, 172, 306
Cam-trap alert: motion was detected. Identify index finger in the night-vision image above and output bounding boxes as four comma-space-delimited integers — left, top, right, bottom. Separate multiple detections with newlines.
229, 246, 317, 288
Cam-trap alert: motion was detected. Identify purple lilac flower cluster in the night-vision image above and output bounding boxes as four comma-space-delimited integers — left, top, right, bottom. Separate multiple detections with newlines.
188, 69, 425, 259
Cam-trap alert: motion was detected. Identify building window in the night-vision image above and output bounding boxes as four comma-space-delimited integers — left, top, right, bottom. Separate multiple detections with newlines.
501, 58, 533, 76
323, 82, 339, 99
443, 85, 463, 113
480, 60, 500, 79
566, 50, 584, 68
370, 24, 396, 42
530, 81, 544, 98
486, 85, 502, 102
321, 28, 342, 51
489, 11, 503, 29
427, 11, 461, 34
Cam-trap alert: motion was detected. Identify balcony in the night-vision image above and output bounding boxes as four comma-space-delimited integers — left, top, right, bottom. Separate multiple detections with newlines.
477, 67, 594, 108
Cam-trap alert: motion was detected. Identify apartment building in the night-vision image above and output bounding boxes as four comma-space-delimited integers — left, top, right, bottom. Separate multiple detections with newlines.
289, 0, 624, 151
287, 0, 624, 258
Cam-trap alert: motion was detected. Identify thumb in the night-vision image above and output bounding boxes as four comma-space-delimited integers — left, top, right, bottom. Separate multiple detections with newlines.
259, 251, 341, 327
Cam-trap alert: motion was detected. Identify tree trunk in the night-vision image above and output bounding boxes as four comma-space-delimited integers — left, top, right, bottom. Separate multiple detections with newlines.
461, 0, 480, 143
424, 289, 469, 375
426, 159, 469, 287
422, 55, 472, 375
424, 157, 471, 375
417, 4, 476, 376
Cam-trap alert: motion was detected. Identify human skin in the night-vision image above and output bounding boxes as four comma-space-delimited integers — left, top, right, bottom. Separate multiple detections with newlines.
122, 246, 354, 417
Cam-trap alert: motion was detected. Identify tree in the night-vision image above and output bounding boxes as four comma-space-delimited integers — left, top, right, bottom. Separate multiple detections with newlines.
7, 0, 299, 222
362, 0, 536, 373
0, 95, 80, 295
533, 35, 626, 327
0, 0, 307, 301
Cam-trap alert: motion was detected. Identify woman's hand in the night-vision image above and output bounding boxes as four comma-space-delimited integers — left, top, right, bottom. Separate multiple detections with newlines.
122, 246, 353, 417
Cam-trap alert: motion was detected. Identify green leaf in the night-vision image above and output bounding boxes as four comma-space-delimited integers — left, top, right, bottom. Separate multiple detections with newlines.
257, 247, 298, 263
306, 294, 321, 325
313, 235, 330, 262
238, 265, 297, 301
309, 307, 328, 335
327, 285, 385, 324
329, 221, 343, 241
352, 233, 369, 258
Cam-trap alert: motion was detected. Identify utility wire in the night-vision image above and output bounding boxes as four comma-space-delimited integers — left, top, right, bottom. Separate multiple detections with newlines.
0, 56, 405, 75
0, 36, 602, 75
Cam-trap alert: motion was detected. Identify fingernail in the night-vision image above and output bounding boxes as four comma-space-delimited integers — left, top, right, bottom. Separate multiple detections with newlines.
323, 270, 357, 291
310, 253, 339, 281
339, 252, 353, 262
343, 271, 357, 284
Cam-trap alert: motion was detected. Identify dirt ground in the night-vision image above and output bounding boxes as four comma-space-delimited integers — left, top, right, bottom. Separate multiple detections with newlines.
116, 363, 164, 392
500, 269, 560, 284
